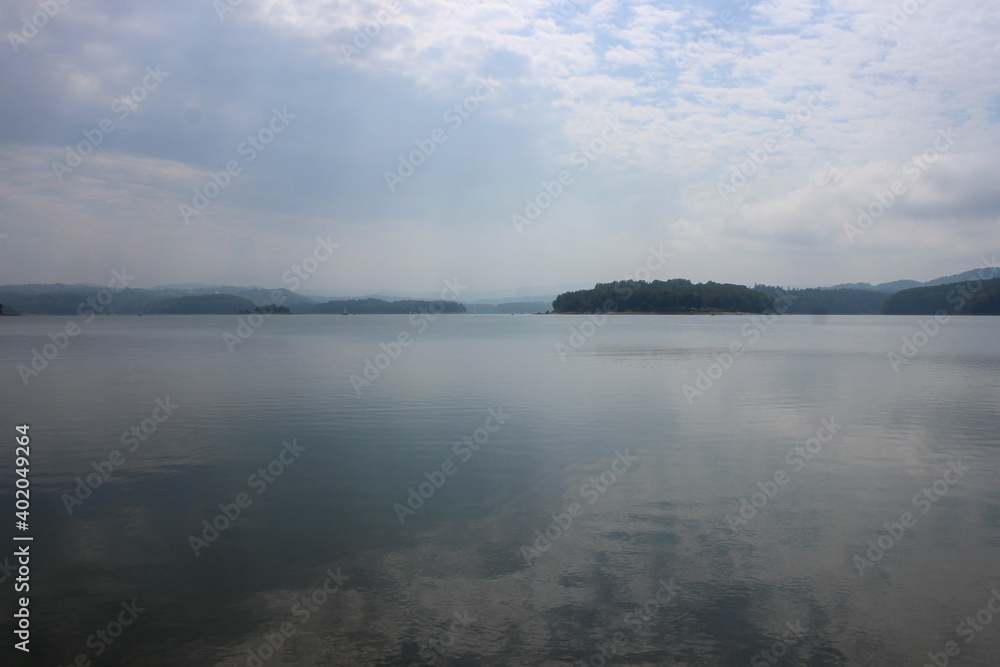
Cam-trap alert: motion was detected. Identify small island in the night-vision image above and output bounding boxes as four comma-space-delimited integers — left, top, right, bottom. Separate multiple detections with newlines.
552, 279, 773, 314
238, 303, 291, 315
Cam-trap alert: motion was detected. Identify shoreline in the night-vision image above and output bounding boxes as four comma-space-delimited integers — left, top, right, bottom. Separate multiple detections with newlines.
549, 309, 761, 316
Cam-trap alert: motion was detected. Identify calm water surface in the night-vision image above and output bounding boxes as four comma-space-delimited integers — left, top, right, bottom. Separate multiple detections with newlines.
1, 314, 999, 666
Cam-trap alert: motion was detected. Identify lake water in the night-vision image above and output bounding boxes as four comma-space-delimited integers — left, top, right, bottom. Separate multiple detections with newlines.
1, 314, 999, 666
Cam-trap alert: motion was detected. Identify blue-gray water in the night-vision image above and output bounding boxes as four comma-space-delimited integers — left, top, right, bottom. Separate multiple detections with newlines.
1, 314, 999, 666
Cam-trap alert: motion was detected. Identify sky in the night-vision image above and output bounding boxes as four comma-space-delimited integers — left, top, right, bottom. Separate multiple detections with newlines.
1, 0, 999, 296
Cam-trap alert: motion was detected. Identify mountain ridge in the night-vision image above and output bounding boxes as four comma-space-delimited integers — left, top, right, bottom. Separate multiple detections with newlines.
1, 265, 995, 315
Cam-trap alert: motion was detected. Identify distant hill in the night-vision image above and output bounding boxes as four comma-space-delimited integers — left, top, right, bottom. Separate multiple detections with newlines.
466, 294, 560, 306
0, 287, 156, 315
153, 285, 315, 312
151, 282, 223, 290
880, 277, 1000, 315
828, 282, 879, 292
145, 294, 258, 314
0, 284, 316, 315
829, 280, 922, 293
471, 301, 552, 314
553, 279, 773, 314
3, 266, 996, 315
754, 285, 887, 314
0, 291, 91, 315
220, 287, 315, 312
922, 269, 992, 287
874, 279, 923, 293
830, 267, 996, 294
312, 298, 466, 314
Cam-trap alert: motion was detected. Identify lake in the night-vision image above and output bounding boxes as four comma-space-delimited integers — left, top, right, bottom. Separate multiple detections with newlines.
1, 314, 999, 666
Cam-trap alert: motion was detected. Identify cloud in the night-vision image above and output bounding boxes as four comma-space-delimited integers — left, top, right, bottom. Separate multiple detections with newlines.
1, 0, 999, 290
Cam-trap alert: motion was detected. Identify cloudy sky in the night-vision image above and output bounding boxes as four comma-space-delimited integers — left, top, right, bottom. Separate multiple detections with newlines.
1, 0, 998, 295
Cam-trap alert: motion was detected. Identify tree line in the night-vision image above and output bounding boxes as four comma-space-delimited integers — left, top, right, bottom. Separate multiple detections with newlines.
553, 279, 774, 314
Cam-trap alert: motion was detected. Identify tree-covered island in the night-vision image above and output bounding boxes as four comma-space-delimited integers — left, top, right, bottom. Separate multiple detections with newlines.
552, 279, 774, 314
